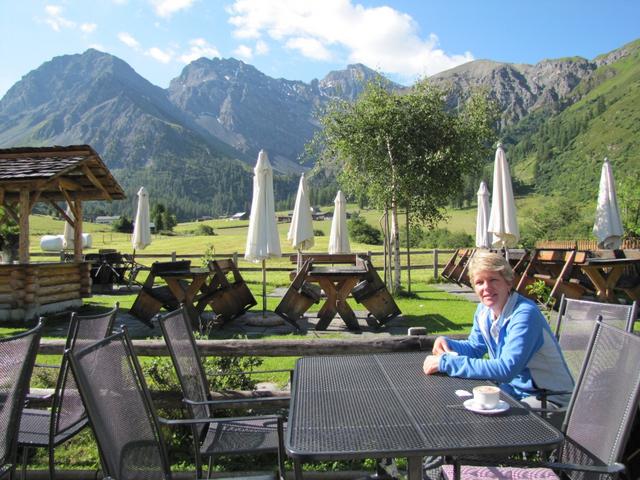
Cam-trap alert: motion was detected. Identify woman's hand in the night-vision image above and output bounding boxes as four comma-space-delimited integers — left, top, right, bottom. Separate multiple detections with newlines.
432, 336, 452, 355
423, 355, 441, 374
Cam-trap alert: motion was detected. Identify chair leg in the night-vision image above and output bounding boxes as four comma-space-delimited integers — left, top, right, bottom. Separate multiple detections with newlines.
206, 456, 213, 480
48, 445, 56, 480
20, 446, 29, 480
277, 418, 286, 480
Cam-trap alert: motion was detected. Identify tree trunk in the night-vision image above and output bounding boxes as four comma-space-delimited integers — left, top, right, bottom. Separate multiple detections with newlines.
386, 137, 401, 293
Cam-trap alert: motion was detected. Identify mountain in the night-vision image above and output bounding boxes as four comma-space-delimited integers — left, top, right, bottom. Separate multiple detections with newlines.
0, 40, 638, 220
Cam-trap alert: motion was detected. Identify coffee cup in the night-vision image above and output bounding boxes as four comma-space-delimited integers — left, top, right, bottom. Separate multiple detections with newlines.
472, 385, 500, 410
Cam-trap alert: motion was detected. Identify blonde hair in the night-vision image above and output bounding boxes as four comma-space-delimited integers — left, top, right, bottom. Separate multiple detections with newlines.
468, 251, 514, 284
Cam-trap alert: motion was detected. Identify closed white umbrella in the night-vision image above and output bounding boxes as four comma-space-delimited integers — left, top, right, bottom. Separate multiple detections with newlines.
476, 181, 492, 249
487, 143, 519, 255
593, 158, 624, 249
245, 150, 282, 313
328, 190, 351, 254
288, 173, 314, 269
131, 186, 151, 252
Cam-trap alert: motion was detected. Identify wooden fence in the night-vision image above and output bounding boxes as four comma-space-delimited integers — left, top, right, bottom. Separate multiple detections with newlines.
536, 239, 640, 249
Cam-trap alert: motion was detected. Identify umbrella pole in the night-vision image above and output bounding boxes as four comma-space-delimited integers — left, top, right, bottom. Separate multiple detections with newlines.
262, 259, 267, 316
297, 249, 302, 273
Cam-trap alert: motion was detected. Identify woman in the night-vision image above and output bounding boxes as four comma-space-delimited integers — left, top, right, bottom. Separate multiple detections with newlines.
423, 251, 574, 408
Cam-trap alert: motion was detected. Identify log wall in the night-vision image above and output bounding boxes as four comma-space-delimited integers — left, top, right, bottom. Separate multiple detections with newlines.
0, 262, 91, 322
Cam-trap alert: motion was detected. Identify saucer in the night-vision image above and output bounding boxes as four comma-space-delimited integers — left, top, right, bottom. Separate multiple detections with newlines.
463, 398, 510, 414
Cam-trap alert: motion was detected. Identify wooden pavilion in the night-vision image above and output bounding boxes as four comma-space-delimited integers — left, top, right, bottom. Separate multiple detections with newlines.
0, 145, 125, 321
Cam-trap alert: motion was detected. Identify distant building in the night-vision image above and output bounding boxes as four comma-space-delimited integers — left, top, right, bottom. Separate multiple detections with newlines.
277, 214, 292, 223
230, 211, 249, 220
197, 216, 214, 221
94, 215, 120, 224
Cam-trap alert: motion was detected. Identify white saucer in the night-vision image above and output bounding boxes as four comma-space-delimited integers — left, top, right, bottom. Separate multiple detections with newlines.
463, 398, 510, 414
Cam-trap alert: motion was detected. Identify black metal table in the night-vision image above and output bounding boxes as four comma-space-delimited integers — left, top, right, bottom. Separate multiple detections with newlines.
286, 352, 563, 479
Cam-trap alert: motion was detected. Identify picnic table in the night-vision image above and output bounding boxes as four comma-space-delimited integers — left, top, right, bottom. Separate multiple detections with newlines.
129, 260, 208, 326
580, 257, 640, 303
286, 352, 563, 480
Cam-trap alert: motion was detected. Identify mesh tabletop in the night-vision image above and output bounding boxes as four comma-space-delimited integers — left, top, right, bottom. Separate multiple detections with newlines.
286, 352, 563, 461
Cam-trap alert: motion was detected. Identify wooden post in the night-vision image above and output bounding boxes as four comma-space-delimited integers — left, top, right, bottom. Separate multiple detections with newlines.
171, 251, 176, 262
405, 209, 411, 294
73, 201, 83, 262
433, 249, 439, 280
19, 188, 30, 264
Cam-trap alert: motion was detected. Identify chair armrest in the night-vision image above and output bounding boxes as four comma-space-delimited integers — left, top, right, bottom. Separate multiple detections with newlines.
541, 461, 625, 475
183, 395, 290, 409
158, 413, 283, 427
208, 368, 292, 376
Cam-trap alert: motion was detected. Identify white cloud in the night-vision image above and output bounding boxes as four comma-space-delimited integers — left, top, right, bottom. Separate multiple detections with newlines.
179, 38, 221, 63
118, 32, 141, 49
285, 37, 331, 60
255, 39, 269, 55
80, 23, 97, 33
227, 0, 474, 80
150, 0, 195, 18
44, 4, 76, 31
234, 45, 253, 60
147, 47, 173, 63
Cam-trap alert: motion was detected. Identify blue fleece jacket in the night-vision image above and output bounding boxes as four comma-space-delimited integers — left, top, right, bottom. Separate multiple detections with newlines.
439, 292, 574, 406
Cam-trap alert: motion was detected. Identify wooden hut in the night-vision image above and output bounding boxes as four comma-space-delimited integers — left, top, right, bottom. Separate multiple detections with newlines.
0, 145, 125, 321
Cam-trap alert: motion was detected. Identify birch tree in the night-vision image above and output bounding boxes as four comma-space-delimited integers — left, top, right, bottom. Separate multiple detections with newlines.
311, 80, 496, 292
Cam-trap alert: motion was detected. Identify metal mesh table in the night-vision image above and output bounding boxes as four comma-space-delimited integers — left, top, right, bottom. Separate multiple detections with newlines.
286, 352, 563, 479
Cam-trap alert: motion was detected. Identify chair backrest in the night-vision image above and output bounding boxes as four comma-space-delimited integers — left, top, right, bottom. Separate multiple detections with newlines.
561, 321, 640, 476
68, 329, 172, 480
554, 295, 637, 377
52, 304, 118, 438
0, 321, 42, 476
158, 308, 211, 438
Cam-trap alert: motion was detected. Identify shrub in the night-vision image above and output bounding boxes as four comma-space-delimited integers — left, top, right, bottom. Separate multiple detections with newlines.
111, 215, 133, 233
348, 212, 383, 245
194, 224, 216, 236
313, 229, 324, 236
418, 228, 473, 249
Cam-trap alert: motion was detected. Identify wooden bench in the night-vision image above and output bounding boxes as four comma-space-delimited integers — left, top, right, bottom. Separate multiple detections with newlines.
196, 259, 257, 323
275, 259, 321, 330
351, 257, 401, 327
441, 248, 475, 286
129, 260, 191, 325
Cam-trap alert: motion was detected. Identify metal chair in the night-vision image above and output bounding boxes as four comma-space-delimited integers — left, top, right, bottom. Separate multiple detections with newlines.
0, 321, 42, 480
443, 320, 640, 480
68, 327, 280, 480
18, 304, 118, 479
158, 307, 288, 479
553, 295, 637, 378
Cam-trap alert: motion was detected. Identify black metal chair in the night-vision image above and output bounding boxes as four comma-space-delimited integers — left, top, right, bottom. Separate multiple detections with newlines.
17, 304, 118, 479
443, 320, 640, 480
0, 321, 42, 480
552, 295, 637, 378
158, 307, 289, 479
68, 327, 280, 480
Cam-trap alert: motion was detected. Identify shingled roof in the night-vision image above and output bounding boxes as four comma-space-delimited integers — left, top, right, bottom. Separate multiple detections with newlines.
0, 145, 125, 202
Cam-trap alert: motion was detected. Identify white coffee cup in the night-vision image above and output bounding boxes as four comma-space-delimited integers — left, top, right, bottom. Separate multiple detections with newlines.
472, 385, 500, 410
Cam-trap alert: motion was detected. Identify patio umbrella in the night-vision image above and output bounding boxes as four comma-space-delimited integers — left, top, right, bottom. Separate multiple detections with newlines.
287, 173, 314, 270
487, 143, 519, 257
245, 150, 282, 313
132, 186, 152, 253
328, 190, 351, 254
593, 157, 624, 249
475, 181, 492, 249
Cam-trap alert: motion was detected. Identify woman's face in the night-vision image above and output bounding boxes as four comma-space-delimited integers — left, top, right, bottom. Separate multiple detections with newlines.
472, 269, 512, 316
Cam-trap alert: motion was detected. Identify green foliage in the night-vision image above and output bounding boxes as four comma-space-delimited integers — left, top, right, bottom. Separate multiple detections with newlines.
519, 197, 592, 248
313, 228, 324, 236
194, 224, 216, 236
152, 203, 177, 232
348, 212, 382, 245
417, 228, 474, 249
111, 215, 133, 233
525, 279, 556, 312
618, 175, 640, 237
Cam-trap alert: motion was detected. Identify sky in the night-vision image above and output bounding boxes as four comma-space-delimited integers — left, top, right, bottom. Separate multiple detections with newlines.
1, 0, 639, 98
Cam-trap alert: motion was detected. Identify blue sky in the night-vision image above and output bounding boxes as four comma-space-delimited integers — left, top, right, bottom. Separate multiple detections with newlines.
1, 0, 639, 98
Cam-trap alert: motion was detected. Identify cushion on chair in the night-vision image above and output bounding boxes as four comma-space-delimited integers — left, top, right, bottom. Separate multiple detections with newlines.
441, 465, 559, 480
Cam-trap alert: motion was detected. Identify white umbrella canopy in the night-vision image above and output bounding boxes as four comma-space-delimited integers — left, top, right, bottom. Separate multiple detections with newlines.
131, 186, 152, 251
288, 174, 314, 269
328, 190, 351, 254
593, 157, 624, 249
475, 181, 492, 249
245, 150, 282, 313
487, 143, 519, 250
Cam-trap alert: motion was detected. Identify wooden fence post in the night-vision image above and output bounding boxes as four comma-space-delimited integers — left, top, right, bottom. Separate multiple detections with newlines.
433, 249, 439, 280
171, 251, 176, 262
